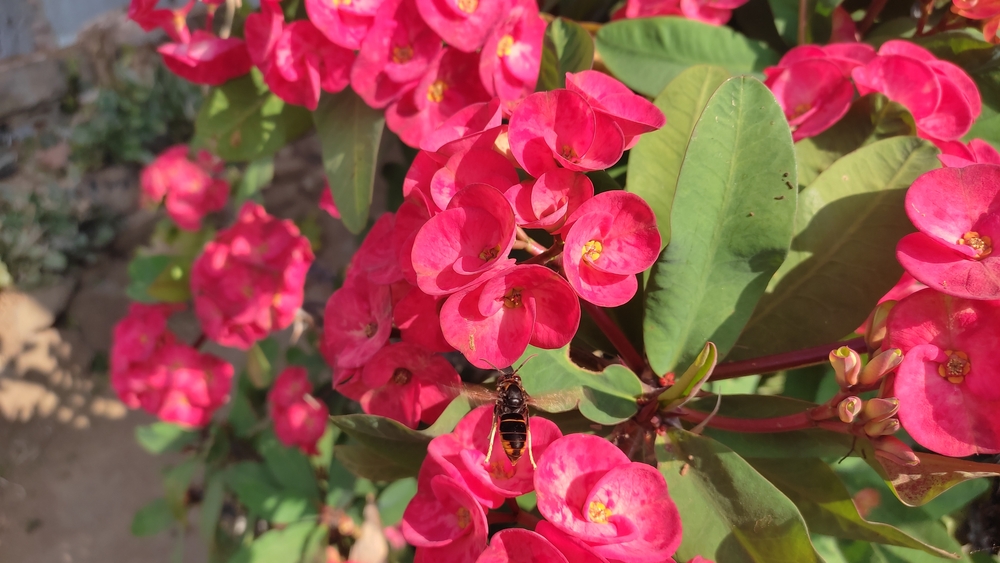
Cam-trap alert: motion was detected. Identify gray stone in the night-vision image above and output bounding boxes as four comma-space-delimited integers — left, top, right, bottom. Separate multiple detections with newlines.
0, 52, 66, 118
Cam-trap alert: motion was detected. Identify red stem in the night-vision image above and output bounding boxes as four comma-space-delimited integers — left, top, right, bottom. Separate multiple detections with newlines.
516, 228, 546, 256
859, 0, 889, 35
522, 239, 564, 265
679, 408, 817, 433
192, 333, 207, 349
580, 299, 646, 375
711, 336, 867, 381
797, 0, 809, 44
516, 510, 540, 529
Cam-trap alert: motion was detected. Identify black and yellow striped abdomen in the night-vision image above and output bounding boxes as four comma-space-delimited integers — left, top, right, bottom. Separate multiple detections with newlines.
499, 412, 527, 464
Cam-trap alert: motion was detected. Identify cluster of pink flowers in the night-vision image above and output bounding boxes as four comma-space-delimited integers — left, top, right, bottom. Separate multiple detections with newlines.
140, 145, 230, 231
952, 0, 1000, 43
111, 303, 234, 427
320, 75, 663, 428
401, 407, 689, 563
612, 0, 751, 26
191, 202, 316, 350
268, 367, 329, 454
131, 0, 254, 86
765, 40, 981, 143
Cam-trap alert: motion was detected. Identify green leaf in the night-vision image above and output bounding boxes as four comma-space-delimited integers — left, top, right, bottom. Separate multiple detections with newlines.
135, 422, 198, 455
537, 18, 594, 91
627, 65, 731, 248
377, 477, 417, 527
132, 497, 175, 537
659, 342, 717, 410
257, 431, 321, 500
330, 414, 431, 475
595, 17, 780, 96
514, 345, 642, 425
226, 521, 322, 563
193, 69, 313, 162
795, 93, 917, 188
199, 473, 226, 544
731, 137, 939, 359
334, 444, 420, 481
422, 395, 474, 438
126, 254, 191, 303
312, 423, 337, 473
223, 462, 317, 524
227, 381, 259, 438
236, 156, 274, 205
163, 458, 199, 520
314, 89, 386, 234
872, 452, 1000, 508
748, 457, 958, 558
246, 339, 278, 388
644, 76, 797, 374
659, 430, 823, 562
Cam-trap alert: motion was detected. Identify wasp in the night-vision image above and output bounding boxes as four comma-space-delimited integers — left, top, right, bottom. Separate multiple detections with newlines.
462, 358, 545, 469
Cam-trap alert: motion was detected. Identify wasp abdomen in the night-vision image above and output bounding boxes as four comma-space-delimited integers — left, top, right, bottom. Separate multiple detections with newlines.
499, 412, 527, 462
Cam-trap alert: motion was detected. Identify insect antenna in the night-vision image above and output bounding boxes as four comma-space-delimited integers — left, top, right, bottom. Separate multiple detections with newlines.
512, 354, 538, 374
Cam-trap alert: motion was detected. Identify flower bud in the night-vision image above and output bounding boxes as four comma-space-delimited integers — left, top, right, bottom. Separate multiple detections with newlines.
830, 346, 862, 388
864, 300, 896, 350
858, 348, 904, 386
860, 397, 899, 423
837, 396, 863, 423
864, 418, 900, 437
872, 435, 918, 466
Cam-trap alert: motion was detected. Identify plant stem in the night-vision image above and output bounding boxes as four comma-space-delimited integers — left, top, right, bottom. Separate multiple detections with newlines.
679, 408, 817, 433
580, 300, 646, 375
859, 0, 889, 35
711, 336, 867, 381
515, 227, 546, 256
192, 333, 207, 349
516, 510, 540, 529
798, 0, 809, 44
522, 239, 564, 265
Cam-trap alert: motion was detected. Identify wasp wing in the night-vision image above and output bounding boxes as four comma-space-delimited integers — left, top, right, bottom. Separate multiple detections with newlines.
453, 383, 498, 407
526, 388, 582, 413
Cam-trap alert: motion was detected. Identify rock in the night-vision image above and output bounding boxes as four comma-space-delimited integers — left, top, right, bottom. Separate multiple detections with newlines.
0, 53, 66, 118
65, 259, 130, 353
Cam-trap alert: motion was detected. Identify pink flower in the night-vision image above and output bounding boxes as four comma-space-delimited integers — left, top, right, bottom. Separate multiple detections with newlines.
886, 288, 1000, 456
158, 31, 253, 86
429, 406, 563, 502
508, 90, 625, 177
829, 6, 858, 42
111, 303, 180, 370
440, 264, 581, 368
479, 1, 546, 110
416, 0, 506, 53
349, 213, 405, 285
319, 185, 341, 219
534, 434, 682, 563
394, 195, 436, 284
304, 0, 381, 50
358, 342, 460, 428
535, 521, 610, 563
852, 40, 981, 142
410, 184, 516, 295
140, 145, 229, 231
475, 529, 571, 563
245, 0, 355, 110
351, 0, 443, 109
565, 71, 666, 149
505, 168, 594, 232
429, 148, 520, 211
393, 284, 454, 352
764, 44, 875, 141
562, 191, 661, 307
386, 47, 491, 148
896, 165, 1000, 299
612, 0, 750, 26
269, 367, 328, 455
936, 139, 1000, 168
420, 99, 504, 158
321, 274, 393, 369
191, 202, 315, 349
129, 0, 192, 43
952, 0, 1000, 42
402, 475, 488, 563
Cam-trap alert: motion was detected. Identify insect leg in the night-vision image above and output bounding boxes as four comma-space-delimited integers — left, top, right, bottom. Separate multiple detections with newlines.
484, 415, 498, 465
527, 418, 537, 469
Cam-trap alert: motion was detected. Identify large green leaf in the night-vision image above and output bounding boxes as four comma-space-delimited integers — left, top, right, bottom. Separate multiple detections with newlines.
135, 422, 197, 455
377, 477, 418, 527
227, 521, 323, 563
537, 18, 594, 91
659, 430, 823, 562
313, 89, 386, 234
334, 444, 420, 481
627, 65, 731, 248
749, 457, 958, 558
731, 137, 939, 359
199, 473, 226, 544
223, 462, 317, 524
795, 93, 917, 188
644, 76, 797, 374
513, 345, 642, 425
595, 17, 780, 96
193, 69, 313, 162
131, 497, 174, 537
257, 431, 321, 500
330, 414, 431, 474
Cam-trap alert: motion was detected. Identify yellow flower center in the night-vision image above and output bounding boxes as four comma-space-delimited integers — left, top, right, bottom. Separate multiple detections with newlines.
496, 35, 515, 57
329, 0, 351, 5
560, 144, 578, 160
502, 288, 523, 309
479, 244, 500, 261
391, 368, 413, 385
427, 80, 448, 103
958, 231, 992, 259
392, 45, 414, 64
457, 0, 478, 13
455, 507, 471, 529
588, 501, 612, 524
938, 350, 971, 384
364, 322, 378, 338
792, 102, 812, 118
582, 240, 603, 262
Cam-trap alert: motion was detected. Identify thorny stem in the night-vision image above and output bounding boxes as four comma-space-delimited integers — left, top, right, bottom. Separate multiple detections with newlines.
522, 238, 564, 265
515, 227, 547, 256
679, 407, 818, 432
710, 336, 867, 381
798, 0, 809, 44
858, 0, 889, 35
580, 300, 646, 375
